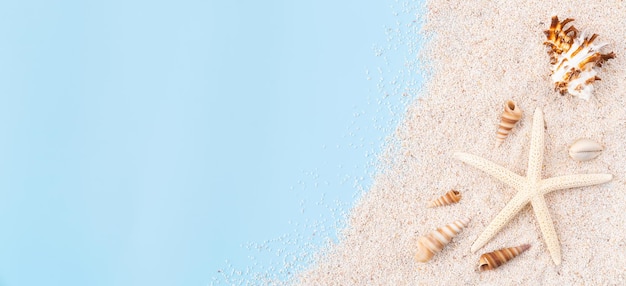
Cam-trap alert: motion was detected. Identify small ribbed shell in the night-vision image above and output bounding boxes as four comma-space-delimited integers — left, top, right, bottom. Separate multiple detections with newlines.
414, 218, 470, 263
495, 100, 523, 148
427, 190, 461, 208
478, 244, 530, 271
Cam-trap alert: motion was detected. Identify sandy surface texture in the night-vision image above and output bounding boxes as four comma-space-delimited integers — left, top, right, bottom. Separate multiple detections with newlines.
297, 0, 626, 284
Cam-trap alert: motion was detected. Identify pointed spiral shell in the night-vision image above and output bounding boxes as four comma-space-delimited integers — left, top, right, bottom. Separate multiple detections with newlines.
427, 190, 461, 208
478, 244, 530, 271
543, 16, 615, 100
495, 100, 522, 148
414, 218, 470, 263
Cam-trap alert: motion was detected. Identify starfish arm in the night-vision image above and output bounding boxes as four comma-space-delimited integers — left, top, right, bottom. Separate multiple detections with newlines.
527, 108, 544, 181
530, 196, 562, 265
454, 152, 525, 191
471, 192, 529, 253
539, 174, 613, 195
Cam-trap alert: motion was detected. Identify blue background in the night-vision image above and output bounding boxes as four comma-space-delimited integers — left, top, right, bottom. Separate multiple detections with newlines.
0, 0, 421, 285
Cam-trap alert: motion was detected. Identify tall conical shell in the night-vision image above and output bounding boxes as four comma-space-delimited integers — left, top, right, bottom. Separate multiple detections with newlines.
427, 190, 461, 208
495, 100, 523, 147
478, 244, 530, 271
543, 16, 615, 100
414, 218, 470, 262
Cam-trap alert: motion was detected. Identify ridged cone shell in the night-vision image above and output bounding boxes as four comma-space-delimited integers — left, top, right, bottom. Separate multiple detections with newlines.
414, 218, 470, 263
478, 244, 530, 271
495, 100, 522, 147
427, 190, 461, 208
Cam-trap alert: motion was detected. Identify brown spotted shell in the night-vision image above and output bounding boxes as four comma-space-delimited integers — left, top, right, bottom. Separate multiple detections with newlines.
427, 190, 461, 208
495, 100, 522, 148
414, 218, 470, 263
478, 244, 530, 271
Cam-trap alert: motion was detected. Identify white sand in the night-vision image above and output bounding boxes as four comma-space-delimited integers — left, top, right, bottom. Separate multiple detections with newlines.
297, 0, 626, 284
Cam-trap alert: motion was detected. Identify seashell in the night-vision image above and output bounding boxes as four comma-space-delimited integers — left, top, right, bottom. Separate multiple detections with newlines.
495, 100, 523, 148
478, 244, 530, 271
414, 218, 470, 262
544, 16, 615, 100
569, 138, 603, 161
427, 190, 461, 208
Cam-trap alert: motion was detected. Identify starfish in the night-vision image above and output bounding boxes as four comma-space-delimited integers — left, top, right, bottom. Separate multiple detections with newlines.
454, 108, 612, 265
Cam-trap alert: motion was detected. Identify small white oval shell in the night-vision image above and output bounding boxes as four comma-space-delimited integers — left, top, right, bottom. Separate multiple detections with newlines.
569, 138, 603, 161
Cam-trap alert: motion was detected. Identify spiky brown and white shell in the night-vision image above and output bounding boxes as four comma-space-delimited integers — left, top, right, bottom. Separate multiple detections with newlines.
495, 100, 522, 148
544, 16, 615, 100
414, 218, 470, 262
427, 190, 461, 208
478, 244, 530, 271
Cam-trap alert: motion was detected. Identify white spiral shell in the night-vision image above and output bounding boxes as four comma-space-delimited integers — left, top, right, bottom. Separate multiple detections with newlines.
414, 218, 470, 262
